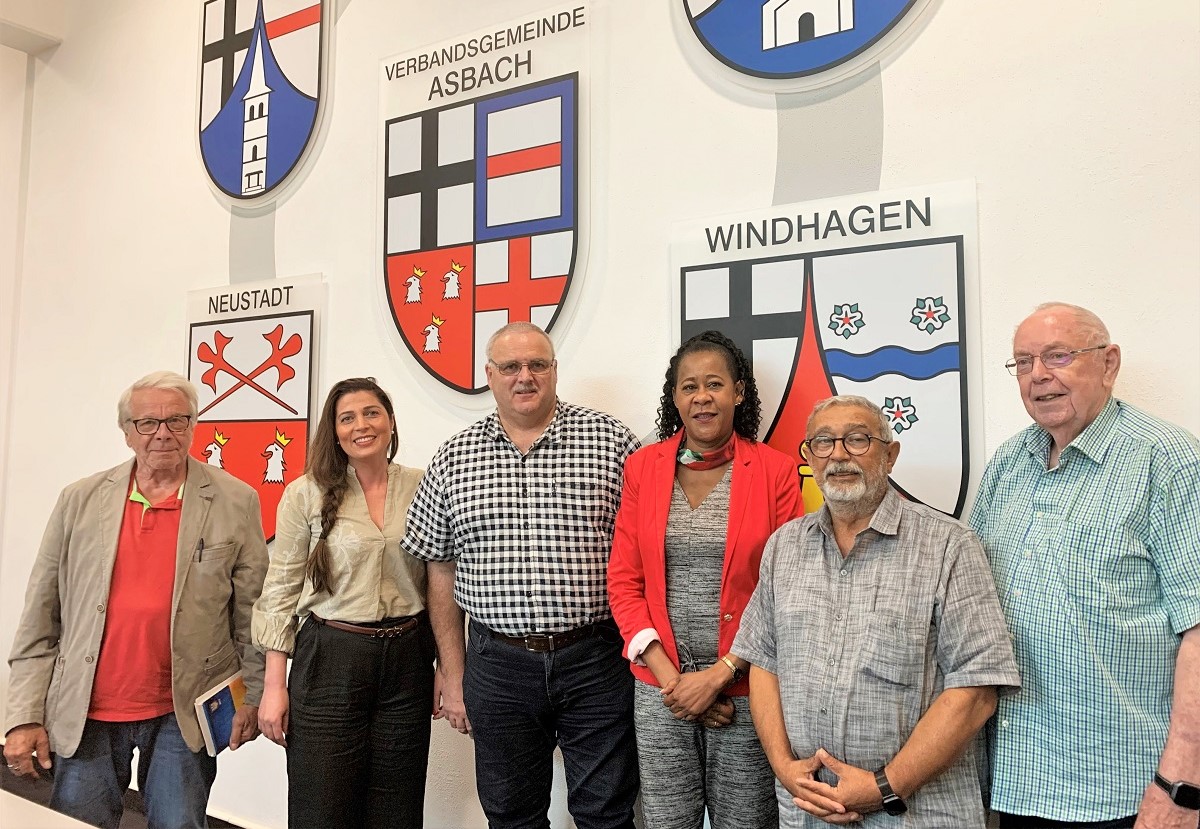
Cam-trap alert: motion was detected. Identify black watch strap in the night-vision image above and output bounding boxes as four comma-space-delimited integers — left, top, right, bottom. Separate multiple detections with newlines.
1155, 772, 1200, 809
874, 767, 908, 815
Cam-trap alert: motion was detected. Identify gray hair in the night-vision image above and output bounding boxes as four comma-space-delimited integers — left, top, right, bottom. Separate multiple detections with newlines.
1023, 302, 1112, 347
117, 371, 200, 427
806, 395, 893, 439
484, 322, 555, 362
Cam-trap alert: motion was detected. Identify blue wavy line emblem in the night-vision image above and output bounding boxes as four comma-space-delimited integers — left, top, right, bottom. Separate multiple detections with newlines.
825, 342, 960, 382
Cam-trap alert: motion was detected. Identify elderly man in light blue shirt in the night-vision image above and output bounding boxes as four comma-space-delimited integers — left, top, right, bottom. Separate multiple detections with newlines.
971, 303, 1200, 829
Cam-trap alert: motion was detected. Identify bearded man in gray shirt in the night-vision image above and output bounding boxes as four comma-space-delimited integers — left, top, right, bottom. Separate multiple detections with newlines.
734, 395, 1019, 827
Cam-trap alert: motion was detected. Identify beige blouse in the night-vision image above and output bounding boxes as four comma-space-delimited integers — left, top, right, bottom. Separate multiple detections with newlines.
252, 464, 426, 655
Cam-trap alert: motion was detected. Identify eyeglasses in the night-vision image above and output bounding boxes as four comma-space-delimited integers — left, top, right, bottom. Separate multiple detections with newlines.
1004, 345, 1107, 376
490, 359, 556, 376
127, 415, 193, 435
801, 433, 890, 458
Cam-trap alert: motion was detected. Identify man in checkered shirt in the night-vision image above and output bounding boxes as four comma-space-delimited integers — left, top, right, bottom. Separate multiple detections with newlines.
402, 322, 640, 829
971, 303, 1200, 829
734, 395, 1020, 827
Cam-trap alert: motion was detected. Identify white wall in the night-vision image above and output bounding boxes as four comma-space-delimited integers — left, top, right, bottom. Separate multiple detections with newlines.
0, 44, 29, 615
1, 1, 1197, 827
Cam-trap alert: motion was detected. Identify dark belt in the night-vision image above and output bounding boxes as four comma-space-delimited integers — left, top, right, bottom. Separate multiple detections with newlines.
310, 612, 421, 639
487, 623, 602, 653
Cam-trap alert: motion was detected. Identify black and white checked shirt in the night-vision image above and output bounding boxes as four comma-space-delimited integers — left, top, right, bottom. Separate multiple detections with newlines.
401, 400, 639, 637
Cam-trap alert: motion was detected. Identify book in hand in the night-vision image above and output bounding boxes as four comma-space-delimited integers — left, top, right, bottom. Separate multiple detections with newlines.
194, 672, 246, 757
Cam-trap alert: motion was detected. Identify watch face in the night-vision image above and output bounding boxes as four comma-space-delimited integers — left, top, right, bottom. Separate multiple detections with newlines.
1175, 782, 1200, 809
882, 795, 908, 816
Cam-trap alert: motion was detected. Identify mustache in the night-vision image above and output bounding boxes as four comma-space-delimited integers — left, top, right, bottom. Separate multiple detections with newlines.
513, 382, 538, 393
823, 460, 863, 476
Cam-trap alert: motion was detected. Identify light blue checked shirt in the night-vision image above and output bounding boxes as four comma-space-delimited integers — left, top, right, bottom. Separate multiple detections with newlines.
970, 397, 1200, 821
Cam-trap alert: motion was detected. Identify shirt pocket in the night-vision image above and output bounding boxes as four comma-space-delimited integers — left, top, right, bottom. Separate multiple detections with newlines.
1056, 521, 1154, 612
860, 612, 926, 687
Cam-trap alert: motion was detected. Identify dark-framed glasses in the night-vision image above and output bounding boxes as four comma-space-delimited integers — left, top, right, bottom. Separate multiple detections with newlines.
490, 359, 556, 376
802, 433, 890, 458
127, 415, 193, 435
1004, 345, 1107, 376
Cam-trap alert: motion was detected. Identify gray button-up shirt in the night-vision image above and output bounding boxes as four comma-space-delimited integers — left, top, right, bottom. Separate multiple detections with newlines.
734, 488, 1020, 828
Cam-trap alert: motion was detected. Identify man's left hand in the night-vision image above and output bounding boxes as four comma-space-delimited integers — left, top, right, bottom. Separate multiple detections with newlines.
229, 705, 261, 750
1136, 781, 1200, 829
792, 748, 883, 824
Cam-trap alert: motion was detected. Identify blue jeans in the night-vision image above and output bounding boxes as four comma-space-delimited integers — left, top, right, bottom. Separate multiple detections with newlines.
50, 713, 216, 829
463, 619, 638, 829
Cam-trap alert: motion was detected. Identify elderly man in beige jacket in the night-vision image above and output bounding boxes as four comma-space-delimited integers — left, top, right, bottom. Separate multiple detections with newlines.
4, 371, 268, 829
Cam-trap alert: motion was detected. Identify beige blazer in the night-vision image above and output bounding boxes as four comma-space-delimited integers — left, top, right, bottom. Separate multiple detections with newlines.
5, 457, 268, 756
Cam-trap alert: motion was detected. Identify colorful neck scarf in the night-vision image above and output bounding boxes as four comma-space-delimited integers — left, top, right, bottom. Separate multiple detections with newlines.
677, 436, 736, 470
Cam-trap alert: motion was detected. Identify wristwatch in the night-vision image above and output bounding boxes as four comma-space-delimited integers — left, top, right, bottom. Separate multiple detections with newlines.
874, 767, 908, 816
1155, 772, 1200, 809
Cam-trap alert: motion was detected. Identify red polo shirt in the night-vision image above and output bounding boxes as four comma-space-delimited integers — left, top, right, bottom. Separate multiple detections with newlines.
87, 477, 181, 721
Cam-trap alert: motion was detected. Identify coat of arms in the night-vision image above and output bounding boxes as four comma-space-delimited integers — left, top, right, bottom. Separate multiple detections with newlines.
682, 0, 923, 82
674, 183, 980, 517
383, 76, 579, 393
198, 0, 327, 200
188, 311, 314, 540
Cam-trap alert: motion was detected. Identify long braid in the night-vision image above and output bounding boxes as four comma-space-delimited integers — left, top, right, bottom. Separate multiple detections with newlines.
305, 477, 348, 595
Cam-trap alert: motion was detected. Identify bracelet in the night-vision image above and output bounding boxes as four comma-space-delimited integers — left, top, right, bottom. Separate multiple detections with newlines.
719, 655, 742, 682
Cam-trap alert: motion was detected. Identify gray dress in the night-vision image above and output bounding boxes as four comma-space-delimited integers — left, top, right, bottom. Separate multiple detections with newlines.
633, 468, 777, 829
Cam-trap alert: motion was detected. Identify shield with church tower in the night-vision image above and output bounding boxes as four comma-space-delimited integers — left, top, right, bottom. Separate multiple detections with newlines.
198, 0, 328, 201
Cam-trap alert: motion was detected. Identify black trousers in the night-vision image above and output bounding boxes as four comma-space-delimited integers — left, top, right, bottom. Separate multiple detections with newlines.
286, 613, 435, 829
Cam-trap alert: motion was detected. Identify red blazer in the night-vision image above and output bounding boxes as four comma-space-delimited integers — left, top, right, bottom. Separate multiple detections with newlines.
607, 432, 801, 696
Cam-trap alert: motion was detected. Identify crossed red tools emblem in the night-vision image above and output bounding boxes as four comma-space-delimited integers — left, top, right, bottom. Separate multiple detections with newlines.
197, 325, 303, 416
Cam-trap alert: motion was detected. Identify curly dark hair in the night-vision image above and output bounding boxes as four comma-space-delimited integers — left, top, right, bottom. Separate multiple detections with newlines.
655, 330, 761, 442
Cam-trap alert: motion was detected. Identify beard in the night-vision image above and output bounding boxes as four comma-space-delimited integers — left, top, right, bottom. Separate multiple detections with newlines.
819, 460, 867, 503
818, 459, 890, 510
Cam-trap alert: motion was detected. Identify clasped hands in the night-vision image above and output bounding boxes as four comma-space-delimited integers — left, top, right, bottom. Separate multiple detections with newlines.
660, 666, 734, 728
784, 748, 884, 824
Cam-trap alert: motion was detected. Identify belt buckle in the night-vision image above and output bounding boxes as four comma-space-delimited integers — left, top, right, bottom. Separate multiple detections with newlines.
522, 634, 551, 652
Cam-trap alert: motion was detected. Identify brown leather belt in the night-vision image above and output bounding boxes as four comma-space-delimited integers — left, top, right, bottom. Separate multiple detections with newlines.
310, 612, 421, 639
487, 623, 601, 653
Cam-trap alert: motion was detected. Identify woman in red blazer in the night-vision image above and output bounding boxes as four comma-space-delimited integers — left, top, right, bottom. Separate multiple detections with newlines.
608, 330, 801, 829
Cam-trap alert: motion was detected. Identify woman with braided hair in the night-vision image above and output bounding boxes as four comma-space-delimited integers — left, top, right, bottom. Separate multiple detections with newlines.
252, 377, 432, 828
